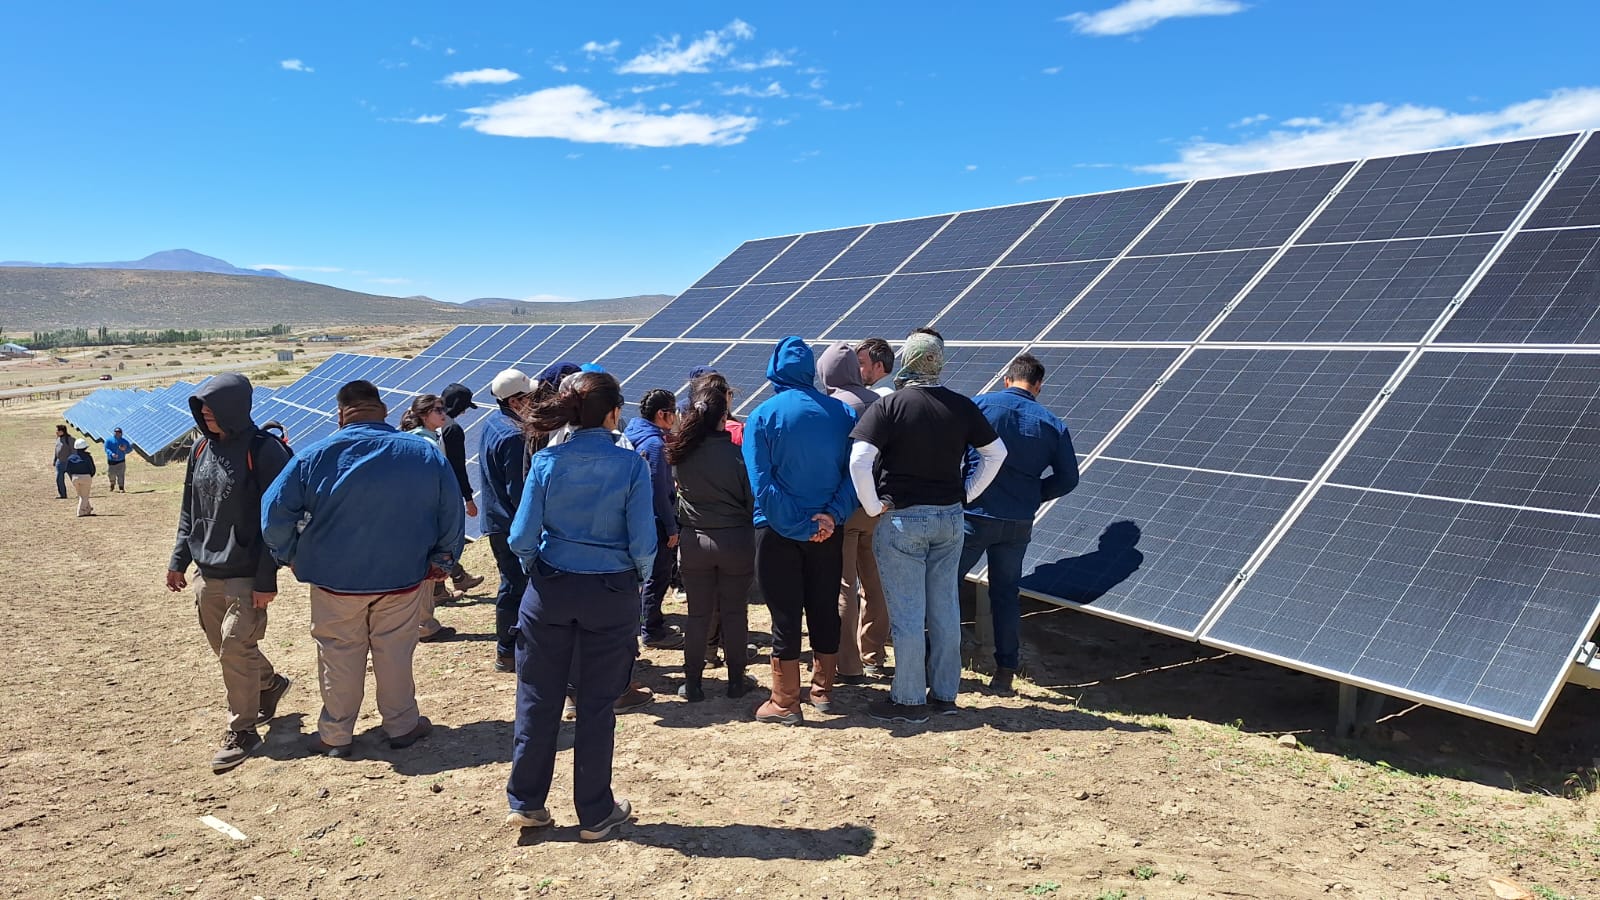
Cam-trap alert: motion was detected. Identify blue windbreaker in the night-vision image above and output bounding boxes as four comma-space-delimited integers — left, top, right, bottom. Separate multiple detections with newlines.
743, 336, 858, 541
104, 436, 132, 464
509, 428, 658, 580
261, 421, 465, 593
622, 416, 677, 537
478, 408, 527, 537
964, 386, 1080, 521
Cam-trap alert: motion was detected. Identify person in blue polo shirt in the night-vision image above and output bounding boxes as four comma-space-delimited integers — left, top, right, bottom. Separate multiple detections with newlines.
957, 353, 1079, 695
104, 427, 133, 492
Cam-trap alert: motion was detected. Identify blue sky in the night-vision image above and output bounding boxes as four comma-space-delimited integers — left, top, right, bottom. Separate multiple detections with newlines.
3, 1, 1598, 303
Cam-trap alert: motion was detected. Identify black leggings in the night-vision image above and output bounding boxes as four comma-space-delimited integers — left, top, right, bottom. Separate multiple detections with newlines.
755, 526, 843, 661
679, 525, 754, 674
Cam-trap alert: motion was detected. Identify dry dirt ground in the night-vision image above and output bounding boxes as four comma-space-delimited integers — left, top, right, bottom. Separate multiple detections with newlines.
1, 402, 1597, 900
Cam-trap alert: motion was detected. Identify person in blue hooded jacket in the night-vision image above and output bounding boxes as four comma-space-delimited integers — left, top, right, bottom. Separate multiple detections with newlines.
622, 388, 683, 649
742, 336, 858, 725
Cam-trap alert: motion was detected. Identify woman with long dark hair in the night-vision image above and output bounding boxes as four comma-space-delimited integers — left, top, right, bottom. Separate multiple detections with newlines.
667, 378, 755, 701
504, 372, 655, 841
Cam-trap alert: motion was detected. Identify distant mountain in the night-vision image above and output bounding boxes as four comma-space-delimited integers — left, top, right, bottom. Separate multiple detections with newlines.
0, 249, 289, 279
460, 294, 672, 322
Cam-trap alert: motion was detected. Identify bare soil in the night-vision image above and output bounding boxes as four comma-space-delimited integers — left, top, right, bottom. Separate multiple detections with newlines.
2, 402, 1596, 900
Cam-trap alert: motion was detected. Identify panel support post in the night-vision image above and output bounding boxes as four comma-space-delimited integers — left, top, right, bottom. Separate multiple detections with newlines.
1336, 683, 1387, 737
963, 579, 996, 674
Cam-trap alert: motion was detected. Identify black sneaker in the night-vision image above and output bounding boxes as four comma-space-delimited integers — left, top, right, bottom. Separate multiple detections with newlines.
868, 699, 929, 724
211, 729, 260, 772
989, 668, 1016, 695
420, 626, 457, 643
307, 737, 353, 758
642, 631, 685, 650
494, 655, 515, 673
389, 716, 433, 749
259, 674, 292, 722
927, 697, 960, 716
579, 799, 633, 841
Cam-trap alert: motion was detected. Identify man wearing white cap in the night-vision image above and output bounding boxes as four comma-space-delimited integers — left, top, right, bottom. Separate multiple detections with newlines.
64, 438, 97, 516
481, 368, 538, 673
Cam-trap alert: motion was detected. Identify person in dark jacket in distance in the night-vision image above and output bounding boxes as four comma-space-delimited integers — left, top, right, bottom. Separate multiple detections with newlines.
64, 438, 97, 516
261, 379, 464, 759
623, 389, 683, 650
817, 340, 889, 686
53, 423, 72, 499
165, 373, 293, 773
743, 336, 858, 725
668, 378, 756, 701
437, 383, 485, 594
480, 368, 540, 673
959, 353, 1079, 694
504, 371, 654, 841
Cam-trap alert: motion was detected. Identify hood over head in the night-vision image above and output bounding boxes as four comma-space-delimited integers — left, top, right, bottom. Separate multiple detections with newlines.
190, 373, 256, 439
817, 340, 878, 412
766, 336, 817, 393
441, 383, 477, 417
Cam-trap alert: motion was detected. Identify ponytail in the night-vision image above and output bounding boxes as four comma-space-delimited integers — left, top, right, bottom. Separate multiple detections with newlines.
666, 377, 730, 465
524, 372, 623, 435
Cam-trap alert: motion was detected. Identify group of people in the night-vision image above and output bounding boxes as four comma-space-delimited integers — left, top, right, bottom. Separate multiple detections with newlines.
52, 422, 131, 516
154, 327, 1078, 843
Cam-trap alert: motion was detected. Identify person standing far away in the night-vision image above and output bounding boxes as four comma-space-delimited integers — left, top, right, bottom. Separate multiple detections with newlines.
104, 427, 132, 492
504, 371, 655, 841
53, 424, 72, 499
399, 393, 460, 643
438, 383, 487, 595
164, 373, 293, 773
849, 330, 1009, 724
958, 353, 1079, 694
668, 377, 756, 701
857, 338, 896, 398
817, 340, 890, 688
261, 379, 464, 759
480, 368, 542, 674
744, 336, 858, 725
624, 389, 684, 651
65, 438, 97, 516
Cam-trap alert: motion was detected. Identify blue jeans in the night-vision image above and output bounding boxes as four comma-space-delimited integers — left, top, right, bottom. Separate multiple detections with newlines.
957, 515, 1033, 671
487, 533, 529, 659
55, 462, 67, 499
507, 564, 638, 826
874, 502, 965, 705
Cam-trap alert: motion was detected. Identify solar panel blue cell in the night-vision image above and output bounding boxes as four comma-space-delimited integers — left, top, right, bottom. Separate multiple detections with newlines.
1434, 227, 1600, 344
935, 261, 1107, 339
746, 277, 885, 341
631, 286, 740, 339
900, 201, 1055, 274
684, 282, 805, 339
1043, 249, 1275, 342
416, 325, 476, 359
622, 342, 727, 396
591, 341, 669, 384
1001, 184, 1183, 266
1023, 346, 1182, 454
1525, 132, 1600, 229
707, 343, 777, 415
939, 346, 1026, 397
1020, 460, 1304, 636
1212, 234, 1498, 343
824, 270, 982, 340
692, 236, 798, 288
1299, 135, 1574, 244
751, 227, 868, 284
550, 326, 631, 370
1104, 349, 1404, 481
819, 215, 952, 279
1203, 486, 1600, 728
1330, 352, 1600, 514
1132, 162, 1351, 255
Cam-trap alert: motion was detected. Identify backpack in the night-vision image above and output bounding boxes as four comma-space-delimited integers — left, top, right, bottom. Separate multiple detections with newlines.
193, 421, 294, 478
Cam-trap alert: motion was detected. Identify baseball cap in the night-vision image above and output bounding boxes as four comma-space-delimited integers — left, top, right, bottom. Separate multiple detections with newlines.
535, 361, 582, 389
441, 383, 477, 413
489, 368, 534, 400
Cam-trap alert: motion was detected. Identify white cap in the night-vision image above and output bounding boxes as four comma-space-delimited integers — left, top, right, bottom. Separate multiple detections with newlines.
489, 368, 533, 400
74, 438, 89, 449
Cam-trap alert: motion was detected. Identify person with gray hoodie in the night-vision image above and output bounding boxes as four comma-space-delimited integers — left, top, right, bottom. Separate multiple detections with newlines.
817, 341, 891, 685
165, 373, 293, 773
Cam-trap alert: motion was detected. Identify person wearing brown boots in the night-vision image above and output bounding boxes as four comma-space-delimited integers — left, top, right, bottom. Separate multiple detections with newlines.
742, 338, 858, 725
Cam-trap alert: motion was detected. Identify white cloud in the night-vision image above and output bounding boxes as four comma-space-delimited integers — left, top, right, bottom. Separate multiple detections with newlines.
253, 264, 342, 273
965, 164, 979, 171
582, 39, 621, 57
1140, 87, 1600, 180
628, 81, 675, 94
808, 76, 826, 90
618, 19, 754, 75
1042, 66, 1063, 75
462, 85, 757, 147
1229, 113, 1269, 128
441, 68, 521, 87
402, 114, 446, 125
1062, 0, 1248, 36
369, 277, 410, 285
410, 37, 430, 50
729, 51, 794, 72
1017, 175, 1039, 184
719, 81, 785, 98
445, 47, 456, 56
280, 59, 313, 73
550, 62, 569, 73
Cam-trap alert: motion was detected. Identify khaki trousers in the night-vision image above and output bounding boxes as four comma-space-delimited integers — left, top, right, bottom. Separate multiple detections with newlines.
839, 505, 890, 674
308, 584, 424, 745
71, 475, 94, 516
107, 460, 126, 491
194, 574, 276, 731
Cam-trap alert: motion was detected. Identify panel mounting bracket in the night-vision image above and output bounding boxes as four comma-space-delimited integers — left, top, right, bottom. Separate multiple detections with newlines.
1569, 642, 1600, 690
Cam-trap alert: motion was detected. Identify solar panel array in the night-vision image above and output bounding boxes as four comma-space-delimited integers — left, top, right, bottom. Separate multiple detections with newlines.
67, 379, 278, 456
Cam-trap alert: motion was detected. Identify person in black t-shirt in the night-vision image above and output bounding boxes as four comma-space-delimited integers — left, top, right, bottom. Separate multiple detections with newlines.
848, 331, 1007, 724
439, 383, 486, 594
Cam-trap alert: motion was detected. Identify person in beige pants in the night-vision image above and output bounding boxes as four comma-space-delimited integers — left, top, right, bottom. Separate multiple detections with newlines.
306, 585, 427, 748
839, 506, 891, 679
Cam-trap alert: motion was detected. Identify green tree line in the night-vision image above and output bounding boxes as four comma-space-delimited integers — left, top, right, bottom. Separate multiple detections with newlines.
22, 324, 291, 350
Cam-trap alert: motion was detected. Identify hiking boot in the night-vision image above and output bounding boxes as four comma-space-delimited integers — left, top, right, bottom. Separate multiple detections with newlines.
579, 799, 633, 841
927, 696, 960, 716
306, 737, 353, 758
389, 716, 432, 749
452, 573, 486, 592
506, 807, 552, 828
642, 630, 685, 650
211, 729, 260, 772
726, 669, 756, 699
259, 673, 292, 722
419, 625, 457, 643
807, 652, 838, 714
989, 667, 1016, 696
754, 658, 803, 725
615, 683, 654, 711
868, 700, 929, 724
677, 673, 705, 703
